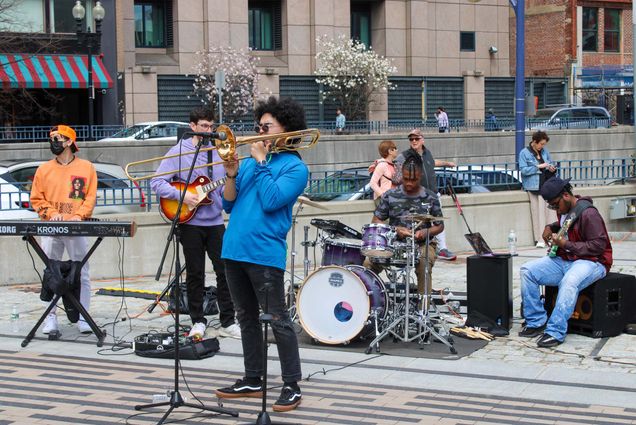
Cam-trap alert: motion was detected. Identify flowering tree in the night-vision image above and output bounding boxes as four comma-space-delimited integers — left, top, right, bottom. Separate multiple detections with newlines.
191, 46, 261, 122
315, 35, 397, 121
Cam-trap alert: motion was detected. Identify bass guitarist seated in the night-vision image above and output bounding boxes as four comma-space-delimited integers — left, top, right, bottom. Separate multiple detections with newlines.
150, 106, 241, 340
518, 177, 613, 348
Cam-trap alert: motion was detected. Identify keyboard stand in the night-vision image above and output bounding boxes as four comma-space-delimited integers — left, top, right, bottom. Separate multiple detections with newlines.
21, 235, 107, 348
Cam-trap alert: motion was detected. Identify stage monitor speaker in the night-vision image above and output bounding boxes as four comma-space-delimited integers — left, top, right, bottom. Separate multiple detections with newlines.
467, 255, 513, 329
544, 272, 636, 338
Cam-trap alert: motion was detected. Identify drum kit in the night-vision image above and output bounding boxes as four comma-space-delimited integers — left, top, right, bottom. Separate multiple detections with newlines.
289, 200, 456, 354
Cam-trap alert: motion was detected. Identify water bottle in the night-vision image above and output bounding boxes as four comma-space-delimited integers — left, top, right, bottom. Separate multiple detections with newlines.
507, 229, 517, 256
11, 304, 19, 333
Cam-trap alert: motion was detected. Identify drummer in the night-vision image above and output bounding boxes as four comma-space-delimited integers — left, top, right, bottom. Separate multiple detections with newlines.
364, 153, 444, 307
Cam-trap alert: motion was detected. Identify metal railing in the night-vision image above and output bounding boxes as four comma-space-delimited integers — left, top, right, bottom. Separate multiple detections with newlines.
0, 117, 618, 143
1, 157, 634, 214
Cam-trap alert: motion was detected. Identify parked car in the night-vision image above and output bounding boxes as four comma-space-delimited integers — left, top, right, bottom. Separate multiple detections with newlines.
0, 160, 145, 218
0, 176, 34, 219
528, 106, 611, 131
98, 121, 189, 142
304, 166, 522, 201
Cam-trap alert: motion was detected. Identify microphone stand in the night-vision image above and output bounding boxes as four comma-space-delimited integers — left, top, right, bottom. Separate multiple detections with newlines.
135, 132, 238, 423
244, 282, 288, 425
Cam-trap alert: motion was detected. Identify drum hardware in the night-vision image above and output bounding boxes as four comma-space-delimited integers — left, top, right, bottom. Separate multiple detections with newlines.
365, 215, 457, 354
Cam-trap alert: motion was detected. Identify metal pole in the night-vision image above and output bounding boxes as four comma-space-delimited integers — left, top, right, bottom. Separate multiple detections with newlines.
87, 32, 94, 141
633, 4, 635, 144
512, 0, 526, 164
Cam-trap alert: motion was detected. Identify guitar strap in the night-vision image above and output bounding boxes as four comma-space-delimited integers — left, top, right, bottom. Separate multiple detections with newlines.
207, 146, 214, 179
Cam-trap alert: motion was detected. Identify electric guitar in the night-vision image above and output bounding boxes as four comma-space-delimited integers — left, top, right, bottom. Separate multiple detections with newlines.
159, 175, 226, 223
548, 214, 575, 257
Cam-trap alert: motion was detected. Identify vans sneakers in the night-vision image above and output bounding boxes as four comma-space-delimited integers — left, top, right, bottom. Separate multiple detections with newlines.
272, 384, 302, 412
215, 377, 263, 399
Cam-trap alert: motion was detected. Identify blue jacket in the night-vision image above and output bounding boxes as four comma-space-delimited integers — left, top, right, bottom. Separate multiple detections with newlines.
222, 152, 308, 270
518, 146, 553, 191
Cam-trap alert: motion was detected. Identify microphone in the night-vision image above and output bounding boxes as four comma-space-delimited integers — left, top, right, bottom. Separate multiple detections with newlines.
185, 131, 228, 141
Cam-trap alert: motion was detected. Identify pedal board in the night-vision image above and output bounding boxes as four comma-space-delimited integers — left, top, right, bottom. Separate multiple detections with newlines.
133, 332, 219, 360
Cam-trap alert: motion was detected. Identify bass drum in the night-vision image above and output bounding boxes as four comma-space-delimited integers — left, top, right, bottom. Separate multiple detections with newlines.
297, 265, 387, 344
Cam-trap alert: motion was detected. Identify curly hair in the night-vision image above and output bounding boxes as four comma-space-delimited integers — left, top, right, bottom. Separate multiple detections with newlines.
254, 96, 306, 132
531, 130, 549, 143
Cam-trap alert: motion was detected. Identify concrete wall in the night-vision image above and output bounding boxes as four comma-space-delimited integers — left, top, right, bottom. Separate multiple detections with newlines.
2, 184, 634, 285
1, 127, 634, 173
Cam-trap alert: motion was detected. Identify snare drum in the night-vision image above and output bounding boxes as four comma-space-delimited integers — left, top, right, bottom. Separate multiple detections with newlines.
361, 223, 394, 259
297, 265, 387, 344
322, 238, 364, 266
391, 241, 420, 266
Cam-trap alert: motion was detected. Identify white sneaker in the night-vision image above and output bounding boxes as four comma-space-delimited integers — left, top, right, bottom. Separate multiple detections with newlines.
189, 322, 207, 339
536, 241, 546, 248
42, 314, 58, 334
78, 320, 93, 334
220, 323, 241, 339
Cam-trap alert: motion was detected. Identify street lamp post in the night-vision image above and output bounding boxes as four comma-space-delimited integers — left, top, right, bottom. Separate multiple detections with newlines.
510, 0, 526, 165
72, 1, 105, 141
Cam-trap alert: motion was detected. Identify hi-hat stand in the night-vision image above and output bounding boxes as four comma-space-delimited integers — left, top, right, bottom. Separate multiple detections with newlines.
365, 215, 456, 354
134, 131, 238, 424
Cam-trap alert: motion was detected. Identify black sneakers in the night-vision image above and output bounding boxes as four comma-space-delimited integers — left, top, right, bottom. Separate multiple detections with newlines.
272, 384, 302, 412
518, 323, 546, 338
215, 377, 263, 399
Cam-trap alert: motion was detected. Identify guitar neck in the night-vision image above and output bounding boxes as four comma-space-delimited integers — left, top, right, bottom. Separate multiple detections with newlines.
201, 177, 227, 194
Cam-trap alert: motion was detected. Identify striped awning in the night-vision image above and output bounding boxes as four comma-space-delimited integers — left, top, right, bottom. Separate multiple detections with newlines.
0, 54, 113, 90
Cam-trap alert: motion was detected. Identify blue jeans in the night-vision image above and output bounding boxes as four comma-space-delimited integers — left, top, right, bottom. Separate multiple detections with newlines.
224, 259, 302, 383
520, 256, 606, 341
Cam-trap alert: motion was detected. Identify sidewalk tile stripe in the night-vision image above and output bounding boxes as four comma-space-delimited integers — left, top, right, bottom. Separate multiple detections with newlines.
1, 350, 633, 425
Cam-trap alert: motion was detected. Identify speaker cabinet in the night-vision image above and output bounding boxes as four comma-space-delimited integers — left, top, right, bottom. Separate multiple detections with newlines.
544, 273, 636, 338
467, 255, 513, 329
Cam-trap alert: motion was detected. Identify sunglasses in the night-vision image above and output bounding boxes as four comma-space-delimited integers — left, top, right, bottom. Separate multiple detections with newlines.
254, 122, 275, 133
547, 196, 562, 210
408, 137, 422, 142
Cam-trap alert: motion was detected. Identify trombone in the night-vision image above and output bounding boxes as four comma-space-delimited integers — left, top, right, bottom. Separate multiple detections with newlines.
124, 124, 320, 182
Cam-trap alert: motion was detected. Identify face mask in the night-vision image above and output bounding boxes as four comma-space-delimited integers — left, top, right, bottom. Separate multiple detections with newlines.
50, 140, 66, 155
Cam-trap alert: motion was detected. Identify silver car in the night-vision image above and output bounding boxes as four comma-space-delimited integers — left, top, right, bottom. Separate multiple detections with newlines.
0, 160, 145, 218
528, 106, 611, 130
98, 121, 190, 142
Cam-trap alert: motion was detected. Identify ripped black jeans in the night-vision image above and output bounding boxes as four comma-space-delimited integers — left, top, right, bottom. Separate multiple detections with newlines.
224, 259, 302, 383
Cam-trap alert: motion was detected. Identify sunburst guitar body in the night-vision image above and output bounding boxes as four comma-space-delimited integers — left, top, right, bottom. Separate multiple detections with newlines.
159, 175, 226, 223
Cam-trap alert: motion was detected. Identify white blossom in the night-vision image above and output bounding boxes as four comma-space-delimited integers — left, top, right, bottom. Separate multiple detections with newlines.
315, 35, 396, 120
191, 46, 262, 122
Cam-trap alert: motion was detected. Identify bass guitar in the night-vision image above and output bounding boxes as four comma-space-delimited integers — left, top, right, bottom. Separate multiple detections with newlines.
159, 175, 226, 223
548, 214, 575, 257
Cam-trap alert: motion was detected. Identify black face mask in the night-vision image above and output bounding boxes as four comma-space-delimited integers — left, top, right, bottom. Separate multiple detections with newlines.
50, 140, 65, 156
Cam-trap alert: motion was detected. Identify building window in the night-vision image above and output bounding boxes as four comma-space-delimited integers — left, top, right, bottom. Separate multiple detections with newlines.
604, 9, 620, 52
248, 1, 282, 51
135, 0, 173, 48
460, 32, 475, 52
351, 2, 371, 47
0, 0, 92, 33
582, 7, 598, 52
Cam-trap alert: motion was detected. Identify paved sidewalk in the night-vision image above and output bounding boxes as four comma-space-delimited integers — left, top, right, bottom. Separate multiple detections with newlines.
1, 239, 635, 424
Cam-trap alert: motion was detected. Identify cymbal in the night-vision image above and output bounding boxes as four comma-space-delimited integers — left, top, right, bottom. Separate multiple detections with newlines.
402, 213, 448, 222
297, 196, 329, 210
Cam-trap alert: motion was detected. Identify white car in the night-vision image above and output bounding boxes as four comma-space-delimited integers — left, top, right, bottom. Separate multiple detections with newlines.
0, 176, 35, 219
0, 161, 145, 219
98, 121, 190, 142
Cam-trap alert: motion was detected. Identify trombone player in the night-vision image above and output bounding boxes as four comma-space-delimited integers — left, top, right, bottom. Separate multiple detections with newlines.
150, 107, 240, 340
215, 96, 308, 413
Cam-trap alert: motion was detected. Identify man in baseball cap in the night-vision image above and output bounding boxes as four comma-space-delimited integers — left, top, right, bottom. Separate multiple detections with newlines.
519, 176, 613, 348
30, 124, 97, 335
49, 125, 78, 153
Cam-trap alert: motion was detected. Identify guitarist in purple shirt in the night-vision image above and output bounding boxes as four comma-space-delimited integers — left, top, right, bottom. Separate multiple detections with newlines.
150, 107, 240, 340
